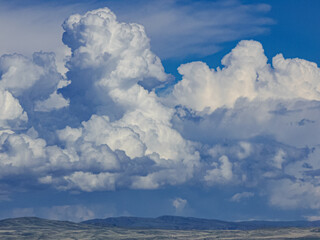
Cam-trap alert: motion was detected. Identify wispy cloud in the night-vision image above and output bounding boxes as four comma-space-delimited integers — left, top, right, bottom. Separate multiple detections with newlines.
0, 0, 273, 67
230, 192, 254, 202
110, 0, 273, 58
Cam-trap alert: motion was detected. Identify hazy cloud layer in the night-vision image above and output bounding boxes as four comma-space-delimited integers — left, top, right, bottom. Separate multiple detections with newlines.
1, 7, 320, 215
112, 0, 273, 58
8, 204, 103, 222
0, 0, 272, 65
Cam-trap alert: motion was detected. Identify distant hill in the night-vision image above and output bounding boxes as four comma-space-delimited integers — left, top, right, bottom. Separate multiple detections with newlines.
1, 216, 320, 240
0, 217, 88, 229
1, 215, 320, 231
83, 215, 236, 230
82, 215, 320, 230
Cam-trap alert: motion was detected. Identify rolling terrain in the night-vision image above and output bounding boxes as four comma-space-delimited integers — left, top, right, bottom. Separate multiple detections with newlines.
83, 215, 320, 230
1, 216, 320, 239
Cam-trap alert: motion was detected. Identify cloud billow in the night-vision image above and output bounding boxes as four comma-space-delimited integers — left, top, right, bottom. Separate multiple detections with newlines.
0, 7, 320, 213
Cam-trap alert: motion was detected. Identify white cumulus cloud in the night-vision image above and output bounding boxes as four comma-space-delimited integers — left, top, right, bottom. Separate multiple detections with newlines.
0, 6, 320, 215
170, 40, 320, 113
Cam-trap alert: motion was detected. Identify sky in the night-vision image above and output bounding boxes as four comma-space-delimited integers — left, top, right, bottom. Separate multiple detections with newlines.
0, 0, 320, 222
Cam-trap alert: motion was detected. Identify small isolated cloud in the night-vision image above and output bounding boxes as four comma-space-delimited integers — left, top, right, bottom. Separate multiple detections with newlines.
304, 214, 320, 221
230, 192, 254, 202
172, 197, 187, 212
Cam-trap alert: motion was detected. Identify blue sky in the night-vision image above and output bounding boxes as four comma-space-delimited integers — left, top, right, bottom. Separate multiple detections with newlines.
0, 0, 320, 222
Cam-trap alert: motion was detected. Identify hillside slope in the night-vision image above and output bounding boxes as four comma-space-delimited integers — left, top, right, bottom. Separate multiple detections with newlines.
0, 217, 320, 239
82, 215, 320, 230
